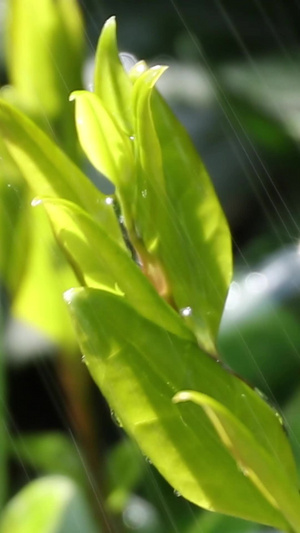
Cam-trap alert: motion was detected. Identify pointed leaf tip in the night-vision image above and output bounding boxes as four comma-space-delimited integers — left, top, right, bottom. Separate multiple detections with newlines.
104, 15, 116, 27
172, 391, 193, 404
64, 287, 82, 305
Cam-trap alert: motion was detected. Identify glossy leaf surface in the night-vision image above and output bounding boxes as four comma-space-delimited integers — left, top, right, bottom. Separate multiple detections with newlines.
131, 67, 232, 353
73, 14, 232, 353
42, 198, 192, 340
94, 16, 133, 135
70, 91, 134, 191
65, 287, 296, 529
174, 390, 300, 532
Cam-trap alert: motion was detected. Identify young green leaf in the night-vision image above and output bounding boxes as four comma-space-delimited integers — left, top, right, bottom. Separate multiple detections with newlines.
131, 68, 232, 354
64, 287, 296, 529
94, 16, 133, 135
70, 90, 134, 190
41, 197, 193, 340
174, 390, 300, 532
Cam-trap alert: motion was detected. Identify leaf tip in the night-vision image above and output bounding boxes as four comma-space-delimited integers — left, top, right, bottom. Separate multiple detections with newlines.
172, 391, 192, 404
64, 287, 82, 305
69, 91, 82, 103
104, 15, 117, 28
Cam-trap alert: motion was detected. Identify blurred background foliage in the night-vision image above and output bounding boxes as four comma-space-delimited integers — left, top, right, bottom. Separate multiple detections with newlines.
1, 0, 300, 532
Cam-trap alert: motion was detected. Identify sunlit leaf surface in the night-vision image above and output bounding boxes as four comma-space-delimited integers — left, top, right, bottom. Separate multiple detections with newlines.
94, 16, 133, 135
0, 101, 123, 245
42, 198, 192, 340
65, 287, 297, 529
12, 206, 77, 350
174, 390, 300, 532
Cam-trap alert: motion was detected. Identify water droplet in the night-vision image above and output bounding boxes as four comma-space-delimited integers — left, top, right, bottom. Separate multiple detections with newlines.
110, 409, 123, 428
129, 135, 135, 141
145, 456, 152, 465
254, 387, 269, 402
31, 197, 42, 207
180, 306, 192, 317
173, 490, 181, 498
275, 411, 284, 426
241, 393, 246, 399
237, 463, 249, 477
135, 62, 146, 73
81, 355, 86, 364
141, 189, 147, 198
105, 196, 114, 205
119, 215, 125, 224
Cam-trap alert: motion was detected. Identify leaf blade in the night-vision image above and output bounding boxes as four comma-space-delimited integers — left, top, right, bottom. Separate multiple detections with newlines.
0, 100, 123, 243
65, 287, 295, 529
174, 390, 300, 532
42, 197, 192, 340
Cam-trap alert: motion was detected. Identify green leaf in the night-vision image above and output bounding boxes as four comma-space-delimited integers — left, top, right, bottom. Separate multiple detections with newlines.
0, 166, 29, 298
186, 512, 257, 533
106, 438, 145, 512
6, 0, 83, 119
0, 476, 99, 533
42, 197, 192, 340
70, 91, 134, 190
65, 287, 296, 529
11, 432, 87, 488
174, 390, 300, 532
12, 206, 77, 350
131, 67, 232, 354
94, 16, 133, 135
0, 100, 122, 244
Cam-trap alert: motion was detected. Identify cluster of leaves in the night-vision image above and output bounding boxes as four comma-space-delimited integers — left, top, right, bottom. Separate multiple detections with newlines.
1, 4, 300, 533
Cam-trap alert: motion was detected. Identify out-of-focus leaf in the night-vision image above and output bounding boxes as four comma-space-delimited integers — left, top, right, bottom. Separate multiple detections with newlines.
94, 16, 133, 135
106, 438, 145, 512
42, 198, 192, 340
0, 144, 29, 298
186, 512, 259, 533
131, 67, 232, 354
64, 287, 296, 529
12, 206, 77, 350
219, 55, 300, 147
174, 390, 300, 532
0, 101, 123, 244
11, 432, 86, 488
6, 0, 83, 120
0, 476, 99, 533
283, 388, 300, 479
